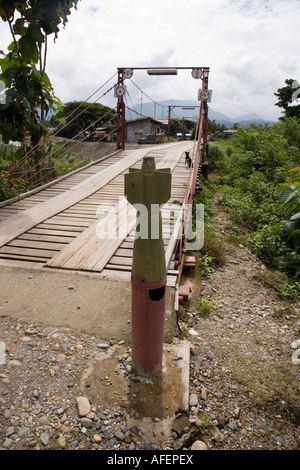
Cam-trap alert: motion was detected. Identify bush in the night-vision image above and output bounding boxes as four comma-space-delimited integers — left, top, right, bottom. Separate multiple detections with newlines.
215, 123, 300, 280
202, 222, 226, 267
229, 125, 299, 183
218, 173, 284, 230
194, 181, 226, 267
207, 144, 226, 171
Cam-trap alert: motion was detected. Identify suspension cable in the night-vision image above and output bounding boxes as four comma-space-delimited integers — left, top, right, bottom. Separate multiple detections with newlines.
23, 114, 117, 190
24, 116, 118, 191
129, 79, 165, 111
0, 73, 117, 182
3, 105, 117, 189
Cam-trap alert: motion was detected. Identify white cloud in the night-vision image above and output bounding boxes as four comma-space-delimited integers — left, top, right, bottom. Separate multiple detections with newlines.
1, 0, 300, 120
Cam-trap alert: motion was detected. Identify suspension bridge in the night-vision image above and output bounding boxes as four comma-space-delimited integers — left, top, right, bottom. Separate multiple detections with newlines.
0, 66, 210, 318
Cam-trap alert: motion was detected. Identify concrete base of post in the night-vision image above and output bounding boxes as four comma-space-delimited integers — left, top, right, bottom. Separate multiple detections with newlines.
78, 339, 190, 447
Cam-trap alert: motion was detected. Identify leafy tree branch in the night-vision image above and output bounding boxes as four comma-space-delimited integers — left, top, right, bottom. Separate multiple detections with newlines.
0, 0, 80, 168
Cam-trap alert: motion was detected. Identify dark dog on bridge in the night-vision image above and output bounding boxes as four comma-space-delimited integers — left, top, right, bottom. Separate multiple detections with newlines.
185, 151, 192, 168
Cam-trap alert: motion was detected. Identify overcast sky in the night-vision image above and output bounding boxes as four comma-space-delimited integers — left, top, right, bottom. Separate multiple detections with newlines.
1, 0, 300, 121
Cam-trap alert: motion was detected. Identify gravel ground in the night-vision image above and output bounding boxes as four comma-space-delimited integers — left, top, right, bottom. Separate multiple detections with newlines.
0, 208, 299, 452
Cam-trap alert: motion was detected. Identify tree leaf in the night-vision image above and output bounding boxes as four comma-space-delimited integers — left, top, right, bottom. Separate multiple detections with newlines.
14, 145, 25, 161
29, 23, 45, 43
290, 212, 300, 221
41, 72, 51, 88
18, 33, 39, 63
3, 66, 17, 85
274, 183, 289, 195
20, 96, 32, 111
279, 189, 296, 205
289, 167, 300, 175
0, 0, 16, 21
291, 230, 300, 249
13, 18, 25, 35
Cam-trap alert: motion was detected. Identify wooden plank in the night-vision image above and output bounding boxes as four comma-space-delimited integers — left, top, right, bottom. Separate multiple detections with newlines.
166, 276, 177, 288
0, 145, 163, 248
28, 228, 78, 238
19, 233, 75, 243
0, 258, 45, 269
120, 241, 134, 249
36, 223, 85, 232
46, 199, 137, 271
46, 142, 193, 273
109, 256, 132, 266
0, 246, 56, 258
43, 218, 93, 226
114, 247, 133, 257
8, 239, 66, 251
44, 215, 98, 222
63, 208, 98, 215
106, 264, 132, 271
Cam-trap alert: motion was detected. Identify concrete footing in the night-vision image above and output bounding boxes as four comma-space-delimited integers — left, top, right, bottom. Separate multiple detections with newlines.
79, 340, 190, 445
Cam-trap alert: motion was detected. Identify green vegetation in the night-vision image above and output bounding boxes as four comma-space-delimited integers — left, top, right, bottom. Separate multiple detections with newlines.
0, 1, 89, 200
205, 109, 300, 289
274, 78, 300, 120
254, 269, 300, 303
0, 1, 79, 158
0, 137, 91, 201
228, 342, 300, 421
200, 254, 214, 278
49, 101, 116, 140
274, 166, 300, 253
0, 4, 117, 202
197, 297, 214, 316
168, 118, 197, 139
197, 297, 221, 317
194, 179, 227, 273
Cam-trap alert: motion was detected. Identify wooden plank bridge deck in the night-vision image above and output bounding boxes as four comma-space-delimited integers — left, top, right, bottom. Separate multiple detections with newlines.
0, 141, 195, 288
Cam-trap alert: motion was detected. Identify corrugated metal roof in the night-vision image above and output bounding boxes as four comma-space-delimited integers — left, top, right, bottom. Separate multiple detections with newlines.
126, 117, 168, 126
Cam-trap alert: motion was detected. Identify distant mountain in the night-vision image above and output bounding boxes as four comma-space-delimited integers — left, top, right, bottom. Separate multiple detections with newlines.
125, 99, 275, 128
234, 113, 262, 121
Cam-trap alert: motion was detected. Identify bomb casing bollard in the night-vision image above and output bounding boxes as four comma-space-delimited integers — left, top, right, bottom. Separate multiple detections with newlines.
125, 156, 171, 377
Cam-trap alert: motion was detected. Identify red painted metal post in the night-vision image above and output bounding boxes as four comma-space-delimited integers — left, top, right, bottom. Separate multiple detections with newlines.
125, 157, 171, 377
201, 69, 210, 160
131, 278, 166, 376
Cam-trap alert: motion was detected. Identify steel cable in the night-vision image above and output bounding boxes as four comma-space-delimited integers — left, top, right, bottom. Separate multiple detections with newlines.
0, 72, 117, 182
5, 105, 117, 190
